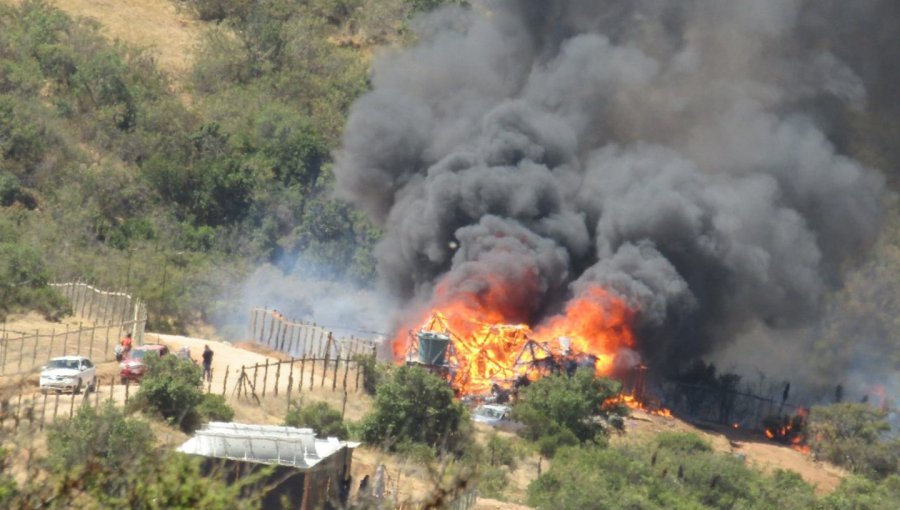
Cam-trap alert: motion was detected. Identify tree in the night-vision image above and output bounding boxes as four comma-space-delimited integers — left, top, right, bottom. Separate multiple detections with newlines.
808, 403, 899, 479
129, 354, 208, 431
284, 400, 348, 439
45, 403, 155, 500
511, 368, 626, 457
360, 365, 469, 454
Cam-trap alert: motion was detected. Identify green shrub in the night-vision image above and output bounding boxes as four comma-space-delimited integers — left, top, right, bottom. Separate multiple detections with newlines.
196, 393, 235, 422
45, 403, 155, 496
808, 403, 899, 479
476, 464, 508, 499
129, 354, 204, 431
655, 431, 712, 454
394, 440, 437, 465
354, 353, 387, 395
360, 365, 469, 454
284, 400, 347, 439
485, 432, 519, 469
0, 241, 69, 321
511, 368, 626, 457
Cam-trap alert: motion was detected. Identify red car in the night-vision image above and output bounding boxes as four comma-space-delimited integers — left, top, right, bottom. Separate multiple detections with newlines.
119, 344, 170, 383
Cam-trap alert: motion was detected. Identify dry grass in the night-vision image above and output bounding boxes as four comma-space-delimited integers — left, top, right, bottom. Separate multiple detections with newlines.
49, 0, 203, 79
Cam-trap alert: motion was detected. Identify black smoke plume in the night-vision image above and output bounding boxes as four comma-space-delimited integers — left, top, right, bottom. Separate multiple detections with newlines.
334, 0, 890, 374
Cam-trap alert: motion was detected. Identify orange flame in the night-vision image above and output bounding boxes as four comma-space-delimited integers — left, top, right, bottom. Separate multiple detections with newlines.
394, 281, 637, 396
764, 408, 809, 454
604, 393, 673, 418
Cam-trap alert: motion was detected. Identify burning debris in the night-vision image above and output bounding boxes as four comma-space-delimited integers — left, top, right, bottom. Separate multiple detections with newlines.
763, 408, 810, 453
400, 295, 634, 397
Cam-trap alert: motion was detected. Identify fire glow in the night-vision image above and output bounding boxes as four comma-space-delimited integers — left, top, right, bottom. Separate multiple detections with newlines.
764, 408, 810, 454
394, 282, 636, 396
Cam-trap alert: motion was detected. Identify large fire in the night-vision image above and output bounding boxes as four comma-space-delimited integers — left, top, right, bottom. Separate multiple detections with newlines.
393, 280, 636, 396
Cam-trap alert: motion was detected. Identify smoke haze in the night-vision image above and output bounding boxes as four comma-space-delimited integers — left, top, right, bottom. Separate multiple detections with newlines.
334, 0, 893, 393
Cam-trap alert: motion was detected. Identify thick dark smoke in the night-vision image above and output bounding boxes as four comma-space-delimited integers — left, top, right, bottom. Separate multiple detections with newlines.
334, 0, 890, 378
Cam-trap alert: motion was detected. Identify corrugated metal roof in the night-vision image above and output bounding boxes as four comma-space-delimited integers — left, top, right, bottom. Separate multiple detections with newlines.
177, 422, 359, 469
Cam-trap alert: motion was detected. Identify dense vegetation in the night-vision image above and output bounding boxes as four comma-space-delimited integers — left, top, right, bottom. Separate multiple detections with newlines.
0, 0, 463, 331
527, 432, 900, 510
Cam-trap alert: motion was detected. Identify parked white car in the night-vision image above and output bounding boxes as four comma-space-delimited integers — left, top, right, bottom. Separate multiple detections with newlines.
472, 404, 523, 432
39, 356, 97, 394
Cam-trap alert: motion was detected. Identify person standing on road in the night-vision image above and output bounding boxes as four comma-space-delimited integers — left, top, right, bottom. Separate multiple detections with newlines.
201, 344, 213, 382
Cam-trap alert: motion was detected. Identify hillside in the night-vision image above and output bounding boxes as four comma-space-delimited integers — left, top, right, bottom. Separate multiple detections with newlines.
43, 0, 203, 78
1, 1, 897, 508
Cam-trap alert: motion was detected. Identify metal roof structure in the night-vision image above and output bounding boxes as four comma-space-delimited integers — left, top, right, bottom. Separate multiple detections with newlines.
177, 422, 359, 469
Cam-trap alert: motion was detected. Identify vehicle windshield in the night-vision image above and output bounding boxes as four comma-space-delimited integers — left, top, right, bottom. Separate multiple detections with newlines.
48, 359, 79, 370
475, 407, 505, 420
127, 349, 147, 360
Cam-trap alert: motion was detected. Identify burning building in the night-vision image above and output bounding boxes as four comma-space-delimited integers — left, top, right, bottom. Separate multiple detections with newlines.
334, 1, 887, 397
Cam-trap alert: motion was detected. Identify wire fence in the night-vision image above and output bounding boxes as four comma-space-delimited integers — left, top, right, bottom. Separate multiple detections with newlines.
0, 375, 151, 431
661, 381, 805, 430
249, 308, 378, 359
230, 354, 371, 416
0, 283, 147, 376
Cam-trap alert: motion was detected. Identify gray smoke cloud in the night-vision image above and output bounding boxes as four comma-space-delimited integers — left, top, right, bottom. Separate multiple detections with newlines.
334, 0, 889, 379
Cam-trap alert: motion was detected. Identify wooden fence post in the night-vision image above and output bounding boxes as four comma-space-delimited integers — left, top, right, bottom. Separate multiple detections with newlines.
109, 376, 115, 404
309, 355, 317, 390
342, 355, 350, 392
341, 390, 348, 420
47, 328, 56, 362
332, 355, 340, 391
76, 322, 83, 355
355, 360, 361, 392
104, 324, 111, 362
299, 357, 307, 392
62, 324, 69, 356
80, 284, 89, 317
40, 392, 48, 430
32, 330, 40, 369
89, 327, 96, 359
222, 365, 230, 396
321, 334, 333, 388
274, 361, 281, 397
53, 392, 60, 423
252, 363, 259, 395
286, 358, 294, 407
17, 334, 25, 373
267, 315, 277, 347
1, 326, 7, 374
68, 392, 75, 419
262, 359, 269, 398
87, 286, 95, 321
